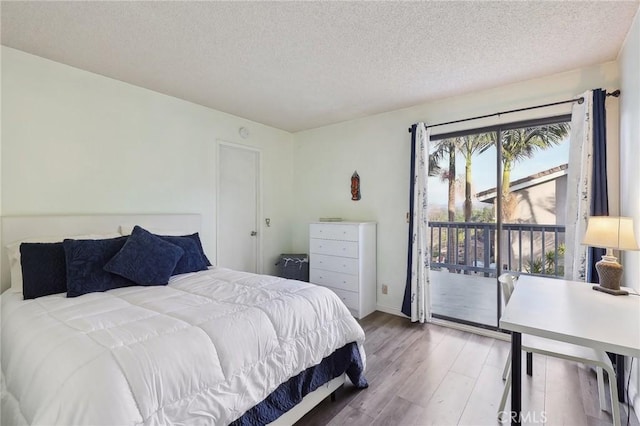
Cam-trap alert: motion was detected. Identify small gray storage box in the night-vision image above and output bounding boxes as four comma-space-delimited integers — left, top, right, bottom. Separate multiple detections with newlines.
275, 254, 309, 282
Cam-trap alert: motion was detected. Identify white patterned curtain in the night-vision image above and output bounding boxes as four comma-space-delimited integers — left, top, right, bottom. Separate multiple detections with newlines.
565, 91, 593, 282
402, 122, 431, 322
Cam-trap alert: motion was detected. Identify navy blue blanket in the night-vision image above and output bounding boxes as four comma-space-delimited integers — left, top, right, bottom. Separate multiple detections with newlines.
232, 342, 368, 425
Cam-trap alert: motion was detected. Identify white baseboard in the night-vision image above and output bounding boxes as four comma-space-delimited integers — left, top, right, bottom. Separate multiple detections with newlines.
375, 304, 406, 317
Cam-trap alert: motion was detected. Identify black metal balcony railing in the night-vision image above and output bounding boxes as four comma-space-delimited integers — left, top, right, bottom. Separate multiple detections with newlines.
429, 221, 566, 278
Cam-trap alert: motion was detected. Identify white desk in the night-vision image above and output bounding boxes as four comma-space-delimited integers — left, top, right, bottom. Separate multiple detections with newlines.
500, 275, 640, 425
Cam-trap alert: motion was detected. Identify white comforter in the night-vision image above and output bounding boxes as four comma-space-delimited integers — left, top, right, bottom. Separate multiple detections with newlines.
1, 267, 366, 425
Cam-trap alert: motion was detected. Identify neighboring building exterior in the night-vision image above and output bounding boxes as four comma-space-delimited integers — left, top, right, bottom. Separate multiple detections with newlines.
475, 164, 568, 273
475, 164, 568, 225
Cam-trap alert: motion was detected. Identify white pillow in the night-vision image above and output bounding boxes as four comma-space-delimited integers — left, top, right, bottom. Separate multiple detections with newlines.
6, 233, 121, 294
119, 225, 193, 237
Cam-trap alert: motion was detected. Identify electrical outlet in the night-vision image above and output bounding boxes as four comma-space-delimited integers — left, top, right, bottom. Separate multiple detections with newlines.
381, 284, 388, 295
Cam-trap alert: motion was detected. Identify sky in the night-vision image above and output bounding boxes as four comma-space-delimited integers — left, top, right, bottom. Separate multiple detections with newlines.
428, 136, 570, 208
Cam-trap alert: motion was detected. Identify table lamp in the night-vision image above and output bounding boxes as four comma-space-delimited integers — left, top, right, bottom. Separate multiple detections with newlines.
582, 216, 639, 295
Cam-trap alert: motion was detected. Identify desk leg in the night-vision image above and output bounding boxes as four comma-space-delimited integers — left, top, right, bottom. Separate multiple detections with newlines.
511, 332, 522, 425
616, 355, 625, 403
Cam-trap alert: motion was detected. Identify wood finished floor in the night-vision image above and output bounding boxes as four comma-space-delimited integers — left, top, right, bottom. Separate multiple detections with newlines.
296, 311, 639, 426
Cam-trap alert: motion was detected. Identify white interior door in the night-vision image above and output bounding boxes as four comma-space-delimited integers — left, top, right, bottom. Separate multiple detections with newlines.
217, 142, 260, 273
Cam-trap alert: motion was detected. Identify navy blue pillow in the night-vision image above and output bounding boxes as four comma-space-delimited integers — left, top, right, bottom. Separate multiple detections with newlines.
63, 236, 135, 297
186, 233, 212, 267
104, 226, 184, 286
20, 242, 67, 299
156, 233, 209, 275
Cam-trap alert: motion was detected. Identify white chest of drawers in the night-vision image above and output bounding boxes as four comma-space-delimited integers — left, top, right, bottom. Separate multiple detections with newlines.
309, 222, 376, 319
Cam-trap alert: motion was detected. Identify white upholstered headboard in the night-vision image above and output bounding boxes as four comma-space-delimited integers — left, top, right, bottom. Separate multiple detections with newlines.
1, 214, 201, 292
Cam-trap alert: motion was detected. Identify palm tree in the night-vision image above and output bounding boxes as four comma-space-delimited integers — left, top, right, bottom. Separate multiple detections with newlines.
446, 145, 456, 222
428, 149, 443, 178
456, 134, 493, 221
431, 134, 492, 222
429, 139, 457, 221
499, 123, 570, 197
429, 139, 458, 267
490, 123, 569, 222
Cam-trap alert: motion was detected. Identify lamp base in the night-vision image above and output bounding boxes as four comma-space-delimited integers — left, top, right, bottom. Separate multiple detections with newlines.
595, 256, 623, 291
592, 285, 629, 296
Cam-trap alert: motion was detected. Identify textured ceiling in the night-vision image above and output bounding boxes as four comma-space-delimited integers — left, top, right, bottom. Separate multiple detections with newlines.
1, 1, 638, 132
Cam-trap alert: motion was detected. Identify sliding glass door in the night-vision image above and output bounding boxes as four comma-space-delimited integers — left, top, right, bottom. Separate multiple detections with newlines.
428, 116, 571, 329
428, 130, 499, 327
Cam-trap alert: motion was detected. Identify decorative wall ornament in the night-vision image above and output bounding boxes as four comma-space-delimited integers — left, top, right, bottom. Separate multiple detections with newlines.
351, 171, 361, 201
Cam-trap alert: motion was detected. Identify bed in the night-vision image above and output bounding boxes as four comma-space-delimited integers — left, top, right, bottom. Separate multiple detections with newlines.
0, 215, 368, 425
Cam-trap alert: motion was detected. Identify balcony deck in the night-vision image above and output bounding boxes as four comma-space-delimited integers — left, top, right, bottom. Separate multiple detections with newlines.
428, 221, 566, 328
430, 270, 499, 327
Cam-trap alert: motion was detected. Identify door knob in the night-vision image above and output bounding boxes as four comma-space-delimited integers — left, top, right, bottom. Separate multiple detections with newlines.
250, 231, 257, 236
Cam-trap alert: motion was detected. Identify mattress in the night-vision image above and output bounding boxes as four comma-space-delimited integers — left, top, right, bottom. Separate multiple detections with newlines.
1, 267, 366, 425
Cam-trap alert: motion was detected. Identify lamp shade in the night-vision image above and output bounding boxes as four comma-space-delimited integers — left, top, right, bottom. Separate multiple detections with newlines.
582, 216, 640, 251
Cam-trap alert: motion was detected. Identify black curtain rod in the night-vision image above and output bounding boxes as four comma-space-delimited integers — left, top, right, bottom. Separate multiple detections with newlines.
407, 89, 621, 133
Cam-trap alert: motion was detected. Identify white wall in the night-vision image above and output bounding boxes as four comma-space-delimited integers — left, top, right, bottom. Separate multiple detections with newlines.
618, 6, 640, 417
0, 46, 3, 284
1, 46, 295, 284
292, 62, 620, 315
